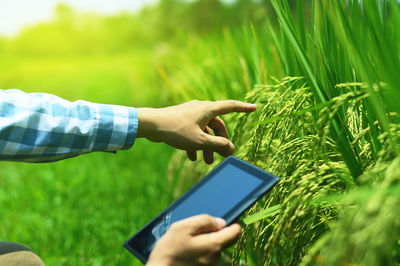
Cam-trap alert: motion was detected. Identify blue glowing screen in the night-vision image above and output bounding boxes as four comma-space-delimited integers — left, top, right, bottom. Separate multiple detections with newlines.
170, 163, 263, 222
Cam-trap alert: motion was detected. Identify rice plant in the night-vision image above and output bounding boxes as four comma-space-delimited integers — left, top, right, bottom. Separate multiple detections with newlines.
163, 0, 400, 265
230, 78, 399, 265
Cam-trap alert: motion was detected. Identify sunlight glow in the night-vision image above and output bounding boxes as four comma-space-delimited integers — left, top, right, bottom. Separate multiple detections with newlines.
0, 0, 158, 36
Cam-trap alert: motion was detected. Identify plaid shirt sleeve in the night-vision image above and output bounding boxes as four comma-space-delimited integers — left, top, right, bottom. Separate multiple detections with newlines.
0, 89, 138, 162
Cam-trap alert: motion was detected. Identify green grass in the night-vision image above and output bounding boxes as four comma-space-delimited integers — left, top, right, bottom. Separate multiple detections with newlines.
0, 140, 174, 265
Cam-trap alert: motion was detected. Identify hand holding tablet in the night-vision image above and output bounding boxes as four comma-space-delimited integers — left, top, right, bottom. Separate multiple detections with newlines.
146, 215, 241, 266
124, 156, 279, 264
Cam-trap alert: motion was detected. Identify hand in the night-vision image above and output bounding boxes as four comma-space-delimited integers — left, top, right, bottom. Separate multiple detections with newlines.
146, 214, 241, 266
137, 100, 257, 164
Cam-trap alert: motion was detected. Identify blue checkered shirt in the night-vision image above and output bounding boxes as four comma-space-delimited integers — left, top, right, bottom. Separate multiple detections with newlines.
0, 89, 138, 162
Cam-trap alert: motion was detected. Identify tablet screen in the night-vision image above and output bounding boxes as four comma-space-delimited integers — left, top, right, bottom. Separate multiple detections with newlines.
170, 163, 263, 222
124, 156, 279, 263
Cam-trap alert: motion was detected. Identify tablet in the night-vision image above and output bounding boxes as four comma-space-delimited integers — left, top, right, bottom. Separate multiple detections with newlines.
123, 155, 279, 263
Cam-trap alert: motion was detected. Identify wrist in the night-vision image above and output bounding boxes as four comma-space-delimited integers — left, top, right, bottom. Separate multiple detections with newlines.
136, 108, 163, 141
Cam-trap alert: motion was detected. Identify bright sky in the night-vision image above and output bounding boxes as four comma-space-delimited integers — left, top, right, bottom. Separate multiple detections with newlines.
0, 0, 158, 36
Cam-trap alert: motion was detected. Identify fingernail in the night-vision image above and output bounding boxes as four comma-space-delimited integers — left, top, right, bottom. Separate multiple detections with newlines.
215, 218, 226, 228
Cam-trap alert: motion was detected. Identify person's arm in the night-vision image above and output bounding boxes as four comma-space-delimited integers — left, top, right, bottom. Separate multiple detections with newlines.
0, 89, 138, 162
146, 214, 241, 266
0, 89, 256, 163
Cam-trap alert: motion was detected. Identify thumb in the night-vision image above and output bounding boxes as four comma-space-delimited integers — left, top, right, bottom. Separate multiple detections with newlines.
173, 215, 226, 235
201, 132, 234, 157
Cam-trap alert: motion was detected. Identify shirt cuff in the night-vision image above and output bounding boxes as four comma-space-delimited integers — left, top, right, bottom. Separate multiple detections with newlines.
91, 103, 138, 152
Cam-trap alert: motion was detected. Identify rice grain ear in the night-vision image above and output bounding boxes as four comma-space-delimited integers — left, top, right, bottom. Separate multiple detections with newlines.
164, 0, 400, 264
231, 71, 398, 265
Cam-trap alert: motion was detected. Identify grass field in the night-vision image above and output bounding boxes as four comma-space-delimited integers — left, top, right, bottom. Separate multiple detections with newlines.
0, 141, 174, 265
0, 50, 176, 265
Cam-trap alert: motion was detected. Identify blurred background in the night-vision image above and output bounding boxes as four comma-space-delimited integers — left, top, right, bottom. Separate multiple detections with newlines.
2, 1, 400, 266
0, 0, 270, 265
0, 0, 272, 106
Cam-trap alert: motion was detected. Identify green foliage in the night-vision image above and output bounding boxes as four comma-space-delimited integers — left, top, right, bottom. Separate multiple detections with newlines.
243, 204, 281, 225
162, 0, 400, 265
302, 158, 400, 265
155, 0, 270, 37
230, 78, 399, 265
0, 141, 174, 265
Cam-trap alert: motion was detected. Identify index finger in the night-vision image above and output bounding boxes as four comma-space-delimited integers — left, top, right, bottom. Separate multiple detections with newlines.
209, 100, 257, 116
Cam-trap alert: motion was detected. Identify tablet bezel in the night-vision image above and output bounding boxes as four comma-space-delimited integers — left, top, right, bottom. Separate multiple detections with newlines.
123, 155, 279, 263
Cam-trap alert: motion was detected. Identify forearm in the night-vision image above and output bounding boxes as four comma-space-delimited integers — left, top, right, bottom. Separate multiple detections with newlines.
0, 89, 138, 162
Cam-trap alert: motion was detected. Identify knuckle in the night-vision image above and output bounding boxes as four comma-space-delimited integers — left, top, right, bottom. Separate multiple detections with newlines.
199, 213, 213, 221
197, 132, 209, 145
228, 99, 237, 108
219, 138, 231, 149
197, 257, 210, 265
199, 214, 218, 227
210, 239, 223, 253
215, 241, 223, 252
198, 256, 217, 265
